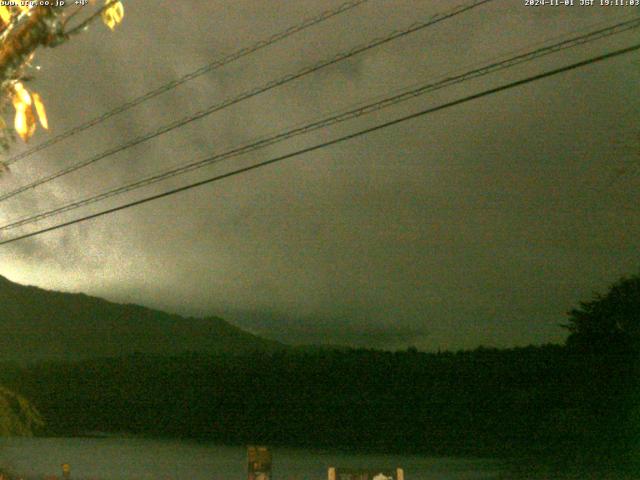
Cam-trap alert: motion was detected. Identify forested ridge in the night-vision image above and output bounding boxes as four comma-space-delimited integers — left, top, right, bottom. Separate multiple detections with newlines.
1, 273, 638, 461
0, 344, 637, 459
0, 275, 281, 363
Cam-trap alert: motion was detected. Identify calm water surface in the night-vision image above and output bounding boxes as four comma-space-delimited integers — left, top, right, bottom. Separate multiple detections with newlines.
0, 438, 635, 480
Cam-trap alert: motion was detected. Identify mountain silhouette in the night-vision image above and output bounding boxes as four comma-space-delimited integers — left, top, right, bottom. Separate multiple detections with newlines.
0, 275, 282, 363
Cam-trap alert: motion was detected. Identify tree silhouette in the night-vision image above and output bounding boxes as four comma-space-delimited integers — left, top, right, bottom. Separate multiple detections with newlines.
562, 274, 640, 458
563, 273, 640, 353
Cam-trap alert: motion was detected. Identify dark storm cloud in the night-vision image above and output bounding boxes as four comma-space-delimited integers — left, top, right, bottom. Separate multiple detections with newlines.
0, 0, 638, 350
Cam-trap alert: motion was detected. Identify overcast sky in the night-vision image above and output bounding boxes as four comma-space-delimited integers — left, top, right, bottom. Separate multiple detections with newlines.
0, 0, 638, 350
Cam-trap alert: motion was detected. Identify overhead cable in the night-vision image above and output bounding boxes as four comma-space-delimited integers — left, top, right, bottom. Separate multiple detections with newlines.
2, 0, 371, 166
1, 42, 637, 246
0, 0, 493, 201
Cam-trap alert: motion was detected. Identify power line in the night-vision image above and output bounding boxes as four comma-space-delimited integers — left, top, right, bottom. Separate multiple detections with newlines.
1, 18, 638, 231
0, 0, 493, 202
1, 16, 638, 232
1, 42, 638, 246
2, 0, 370, 167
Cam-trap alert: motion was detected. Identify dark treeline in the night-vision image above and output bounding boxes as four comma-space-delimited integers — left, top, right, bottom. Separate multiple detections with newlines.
1, 273, 638, 461
0, 344, 637, 459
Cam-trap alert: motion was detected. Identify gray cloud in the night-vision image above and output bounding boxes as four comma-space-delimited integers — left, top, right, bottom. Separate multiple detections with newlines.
0, 0, 638, 350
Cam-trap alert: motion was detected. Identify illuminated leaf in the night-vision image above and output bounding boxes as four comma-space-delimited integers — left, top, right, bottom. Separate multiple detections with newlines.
13, 82, 32, 107
0, 7, 12, 25
14, 105, 36, 142
12, 83, 36, 142
32, 92, 48, 130
102, 1, 124, 31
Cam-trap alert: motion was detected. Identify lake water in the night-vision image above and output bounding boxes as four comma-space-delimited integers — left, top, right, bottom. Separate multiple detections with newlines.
0, 438, 635, 480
